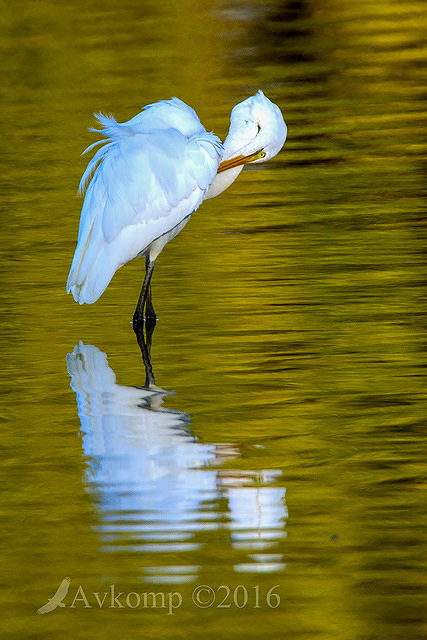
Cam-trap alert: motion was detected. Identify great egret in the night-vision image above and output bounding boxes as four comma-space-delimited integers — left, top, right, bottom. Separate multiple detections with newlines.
67, 90, 287, 329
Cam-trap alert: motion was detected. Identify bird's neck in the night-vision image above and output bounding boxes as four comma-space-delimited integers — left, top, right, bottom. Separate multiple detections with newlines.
206, 165, 244, 199
207, 124, 251, 199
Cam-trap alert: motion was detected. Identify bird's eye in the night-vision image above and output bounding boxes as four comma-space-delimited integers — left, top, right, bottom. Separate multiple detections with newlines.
252, 150, 266, 161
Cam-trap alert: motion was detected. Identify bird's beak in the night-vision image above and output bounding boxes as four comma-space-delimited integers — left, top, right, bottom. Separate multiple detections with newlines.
217, 149, 266, 173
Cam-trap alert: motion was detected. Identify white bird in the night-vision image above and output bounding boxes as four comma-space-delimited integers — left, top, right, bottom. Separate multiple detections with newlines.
66, 90, 287, 330
36, 577, 71, 615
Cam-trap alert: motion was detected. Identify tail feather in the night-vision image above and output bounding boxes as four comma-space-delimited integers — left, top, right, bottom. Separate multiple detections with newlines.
67, 230, 118, 305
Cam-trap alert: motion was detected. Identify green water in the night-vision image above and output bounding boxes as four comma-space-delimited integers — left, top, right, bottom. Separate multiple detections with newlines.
1, 0, 426, 638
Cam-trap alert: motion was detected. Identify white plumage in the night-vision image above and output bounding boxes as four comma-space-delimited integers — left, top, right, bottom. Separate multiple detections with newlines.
67, 91, 287, 328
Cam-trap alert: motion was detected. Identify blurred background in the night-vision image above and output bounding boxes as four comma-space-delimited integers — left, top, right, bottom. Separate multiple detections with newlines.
1, 0, 426, 638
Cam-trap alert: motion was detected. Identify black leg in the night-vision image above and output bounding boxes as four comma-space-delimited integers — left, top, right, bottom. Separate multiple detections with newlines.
134, 321, 155, 387
145, 284, 157, 324
133, 256, 156, 332
144, 311, 156, 353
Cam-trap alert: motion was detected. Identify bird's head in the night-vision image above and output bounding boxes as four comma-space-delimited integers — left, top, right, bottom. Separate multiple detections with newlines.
218, 90, 287, 172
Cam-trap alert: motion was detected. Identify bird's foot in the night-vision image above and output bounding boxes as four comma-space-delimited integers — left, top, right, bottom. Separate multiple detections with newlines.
133, 311, 144, 333
145, 296, 157, 325
133, 310, 157, 337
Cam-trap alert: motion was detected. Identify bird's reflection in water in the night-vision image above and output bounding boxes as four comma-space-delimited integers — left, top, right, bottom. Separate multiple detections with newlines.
67, 330, 287, 583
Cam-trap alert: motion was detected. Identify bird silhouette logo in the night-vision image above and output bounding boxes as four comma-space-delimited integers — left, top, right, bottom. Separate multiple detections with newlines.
36, 577, 71, 615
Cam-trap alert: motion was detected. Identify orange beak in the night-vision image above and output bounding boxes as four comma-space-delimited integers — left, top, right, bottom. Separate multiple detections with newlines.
217, 149, 266, 173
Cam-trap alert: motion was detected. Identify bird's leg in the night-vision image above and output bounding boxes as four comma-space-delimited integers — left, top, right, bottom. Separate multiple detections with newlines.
143, 286, 156, 353
134, 321, 156, 387
133, 256, 156, 332
145, 283, 157, 325
144, 307, 157, 352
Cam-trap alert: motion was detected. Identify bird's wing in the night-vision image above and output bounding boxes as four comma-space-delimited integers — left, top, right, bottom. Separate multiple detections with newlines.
67, 127, 222, 304
53, 576, 71, 600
